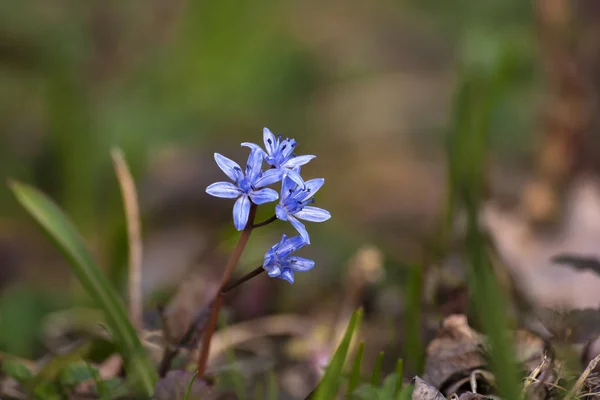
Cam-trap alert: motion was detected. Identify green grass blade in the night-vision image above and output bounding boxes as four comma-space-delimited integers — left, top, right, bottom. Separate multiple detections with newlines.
313, 308, 363, 400
394, 359, 403, 395
446, 51, 522, 399
404, 263, 424, 374
370, 351, 384, 386
183, 371, 199, 400
9, 181, 157, 396
267, 371, 278, 400
347, 341, 365, 395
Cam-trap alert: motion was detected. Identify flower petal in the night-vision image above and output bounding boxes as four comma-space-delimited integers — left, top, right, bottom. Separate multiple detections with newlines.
302, 178, 325, 199
245, 149, 264, 182
282, 155, 316, 169
266, 265, 281, 277
280, 138, 297, 159
275, 204, 288, 221
288, 216, 310, 244
280, 174, 298, 199
206, 182, 243, 198
233, 195, 251, 230
254, 168, 283, 188
295, 206, 331, 222
284, 168, 305, 188
249, 188, 278, 204
280, 269, 295, 284
288, 256, 315, 272
263, 128, 276, 155
241, 142, 266, 156
278, 235, 306, 255
214, 153, 243, 182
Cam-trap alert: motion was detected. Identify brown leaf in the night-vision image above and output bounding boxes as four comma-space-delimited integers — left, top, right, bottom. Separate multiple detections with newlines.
411, 377, 445, 400
423, 315, 487, 391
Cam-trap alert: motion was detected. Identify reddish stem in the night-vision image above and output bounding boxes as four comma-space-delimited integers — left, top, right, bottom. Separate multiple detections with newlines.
196, 203, 257, 378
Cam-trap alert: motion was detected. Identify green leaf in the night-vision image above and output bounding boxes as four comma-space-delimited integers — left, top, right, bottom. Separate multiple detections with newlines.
1, 358, 34, 384
59, 361, 97, 387
378, 374, 397, 400
313, 308, 363, 400
8, 181, 157, 396
352, 383, 378, 399
370, 351, 384, 386
347, 341, 365, 395
29, 341, 91, 392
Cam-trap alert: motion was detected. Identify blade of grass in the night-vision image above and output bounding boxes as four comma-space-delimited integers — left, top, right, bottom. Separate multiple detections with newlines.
370, 352, 384, 386
394, 359, 403, 395
404, 263, 424, 374
447, 48, 521, 399
8, 181, 157, 396
183, 371, 199, 400
347, 341, 365, 395
267, 371, 278, 400
313, 308, 363, 400
111, 148, 143, 331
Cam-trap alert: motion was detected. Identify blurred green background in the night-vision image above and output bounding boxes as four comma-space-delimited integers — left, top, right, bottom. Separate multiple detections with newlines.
0, 0, 538, 350
0, 0, 584, 396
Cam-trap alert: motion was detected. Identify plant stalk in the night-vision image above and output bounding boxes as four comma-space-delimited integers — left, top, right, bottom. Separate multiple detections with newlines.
196, 203, 257, 377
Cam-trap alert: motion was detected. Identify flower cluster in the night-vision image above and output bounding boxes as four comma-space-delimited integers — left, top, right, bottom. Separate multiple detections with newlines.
206, 127, 330, 283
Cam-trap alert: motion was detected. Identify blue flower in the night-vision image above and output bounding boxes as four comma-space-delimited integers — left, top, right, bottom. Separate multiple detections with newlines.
275, 173, 331, 244
206, 149, 282, 230
242, 127, 315, 186
263, 234, 314, 284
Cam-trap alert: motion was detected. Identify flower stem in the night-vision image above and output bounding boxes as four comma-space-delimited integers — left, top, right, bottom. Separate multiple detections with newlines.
221, 266, 265, 294
196, 203, 257, 378
252, 215, 277, 228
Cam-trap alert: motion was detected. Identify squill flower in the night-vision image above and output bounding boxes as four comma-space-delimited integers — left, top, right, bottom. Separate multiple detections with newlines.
263, 234, 314, 284
242, 127, 315, 186
275, 173, 331, 243
206, 149, 281, 230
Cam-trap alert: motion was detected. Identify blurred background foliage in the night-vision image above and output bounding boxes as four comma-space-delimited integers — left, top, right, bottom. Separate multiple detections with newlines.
1, 0, 592, 397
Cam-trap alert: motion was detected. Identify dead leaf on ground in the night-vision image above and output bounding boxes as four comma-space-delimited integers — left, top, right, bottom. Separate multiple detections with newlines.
411, 376, 445, 400
423, 314, 487, 394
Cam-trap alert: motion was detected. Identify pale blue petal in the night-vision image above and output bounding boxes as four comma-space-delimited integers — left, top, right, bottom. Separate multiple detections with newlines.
249, 188, 278, 205
280, 138, 296, 159
233, 195, 251, 230
206, 182, 243, 198
288, 256, 315, 272
254, 169, 283, 188
241, 142, 266, 156
280, 270, 295, 284
280, 175, 298, 199
263, 128, 276, 155
214, 153, 243, 182
281, 155, 316, 169
275, 204, 288, 221
302, 178, 325, 200
284, 235, 306, 252
284, 169, 305, 188
267, 266, 281, 277
245, 149, 264, 182
295, 206, 331, 222
289, 216, 310, 244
